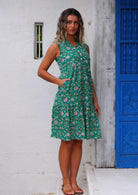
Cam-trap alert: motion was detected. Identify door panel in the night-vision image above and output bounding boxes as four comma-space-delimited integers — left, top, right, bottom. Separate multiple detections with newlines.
116, 0, 138, 168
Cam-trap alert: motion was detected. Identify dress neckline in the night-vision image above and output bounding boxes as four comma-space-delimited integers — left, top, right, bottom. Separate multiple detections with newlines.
65, 39, 79, 49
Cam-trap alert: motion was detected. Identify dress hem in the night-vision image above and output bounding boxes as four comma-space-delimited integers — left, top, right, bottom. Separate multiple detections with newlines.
50, 134, 102, 141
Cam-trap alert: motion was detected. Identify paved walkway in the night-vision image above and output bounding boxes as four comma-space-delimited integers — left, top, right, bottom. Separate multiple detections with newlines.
56, 178, 89, 195
85, 163, 138, 195
32, 193, 55, 195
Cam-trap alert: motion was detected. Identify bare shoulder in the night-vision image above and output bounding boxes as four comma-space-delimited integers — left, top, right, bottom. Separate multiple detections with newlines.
46, 42, 60, 58
48, 42, 59, 52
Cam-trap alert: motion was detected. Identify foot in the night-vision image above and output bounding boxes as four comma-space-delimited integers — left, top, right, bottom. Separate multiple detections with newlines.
71, 182, 84, 194
62, 183, 75, 195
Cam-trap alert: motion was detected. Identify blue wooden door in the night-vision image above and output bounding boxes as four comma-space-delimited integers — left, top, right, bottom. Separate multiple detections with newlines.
116, 0, 138, 168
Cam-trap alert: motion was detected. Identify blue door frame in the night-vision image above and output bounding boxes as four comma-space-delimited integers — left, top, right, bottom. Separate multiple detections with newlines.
115, 0, 138, 168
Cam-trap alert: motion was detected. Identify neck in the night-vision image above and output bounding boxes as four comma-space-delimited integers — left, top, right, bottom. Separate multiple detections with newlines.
66, 34, 76, 43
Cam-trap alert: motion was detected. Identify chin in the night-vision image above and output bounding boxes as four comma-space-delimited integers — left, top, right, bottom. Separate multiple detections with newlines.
68, 32, 76, 36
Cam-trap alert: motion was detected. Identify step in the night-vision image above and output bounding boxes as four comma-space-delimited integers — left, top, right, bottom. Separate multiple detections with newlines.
85, 163, 100, 195
32, 193, 55, 195
85, 163, 138, 195
56, 178, 89, 195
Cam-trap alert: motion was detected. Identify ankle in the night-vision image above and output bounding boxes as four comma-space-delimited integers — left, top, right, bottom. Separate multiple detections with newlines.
70, 176, 77, 184
63, 177, 71, 184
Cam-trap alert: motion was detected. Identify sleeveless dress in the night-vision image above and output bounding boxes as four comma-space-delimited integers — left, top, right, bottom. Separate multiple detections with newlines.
51, 39, 102, 141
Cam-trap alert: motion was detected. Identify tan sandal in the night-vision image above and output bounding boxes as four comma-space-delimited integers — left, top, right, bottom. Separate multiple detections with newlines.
71, 183, 84, 194
62, 184, 75, 195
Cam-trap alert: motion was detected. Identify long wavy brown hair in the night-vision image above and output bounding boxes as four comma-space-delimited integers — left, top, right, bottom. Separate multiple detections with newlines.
54, 8, 84, 44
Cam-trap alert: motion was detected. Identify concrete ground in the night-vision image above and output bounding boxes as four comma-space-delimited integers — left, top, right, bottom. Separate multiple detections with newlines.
48, 163, 138, 195
85, 163, 138, 195
32, 193, 55, 195
56, 178, 89, 195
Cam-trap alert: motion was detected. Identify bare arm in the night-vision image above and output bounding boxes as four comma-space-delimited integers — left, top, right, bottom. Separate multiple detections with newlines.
37, 43, 63, 87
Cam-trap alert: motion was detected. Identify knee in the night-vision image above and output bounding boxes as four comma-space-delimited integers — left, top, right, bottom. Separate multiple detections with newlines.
61, 140, 73, 149
72, 139, 83, 148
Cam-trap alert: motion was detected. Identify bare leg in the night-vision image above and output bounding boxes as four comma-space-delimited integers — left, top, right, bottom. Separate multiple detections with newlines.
70, 139, 84, 193
59, 140, 75, 194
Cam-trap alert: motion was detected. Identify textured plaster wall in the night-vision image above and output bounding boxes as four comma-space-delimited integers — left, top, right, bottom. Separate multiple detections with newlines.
0, 0, 115, 194
93, 0, 116, 167
0, 0, 97, 194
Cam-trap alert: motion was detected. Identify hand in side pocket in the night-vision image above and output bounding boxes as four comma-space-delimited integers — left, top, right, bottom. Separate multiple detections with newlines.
59, 78, 70, 87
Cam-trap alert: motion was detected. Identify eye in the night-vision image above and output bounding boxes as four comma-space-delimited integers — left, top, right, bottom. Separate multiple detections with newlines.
74, 21, 79, 25
66, 20, 72, 24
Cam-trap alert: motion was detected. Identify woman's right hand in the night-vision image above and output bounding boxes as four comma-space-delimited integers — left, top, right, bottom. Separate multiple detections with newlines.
59, 78, 70, 87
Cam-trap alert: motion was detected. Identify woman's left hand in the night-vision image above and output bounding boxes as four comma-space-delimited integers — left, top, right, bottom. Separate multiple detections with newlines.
94, 102, 100, 116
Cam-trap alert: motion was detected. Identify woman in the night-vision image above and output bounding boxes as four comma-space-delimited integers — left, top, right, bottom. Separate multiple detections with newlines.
38, 8, 102, 195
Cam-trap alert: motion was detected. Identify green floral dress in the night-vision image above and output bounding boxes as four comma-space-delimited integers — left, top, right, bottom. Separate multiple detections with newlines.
51, 39, 102, 141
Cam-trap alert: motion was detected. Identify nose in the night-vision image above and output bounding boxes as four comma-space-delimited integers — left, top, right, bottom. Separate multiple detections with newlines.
71, 22, 75, 28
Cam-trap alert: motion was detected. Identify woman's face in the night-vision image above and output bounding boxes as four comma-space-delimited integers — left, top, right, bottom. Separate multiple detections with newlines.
65, 15, 79, 36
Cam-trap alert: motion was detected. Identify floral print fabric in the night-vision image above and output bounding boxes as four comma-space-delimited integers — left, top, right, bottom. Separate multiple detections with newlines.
51, 40, 102, 141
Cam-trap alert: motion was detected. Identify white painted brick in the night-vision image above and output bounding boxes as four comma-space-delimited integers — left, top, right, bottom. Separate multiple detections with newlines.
0, 0, 115, 194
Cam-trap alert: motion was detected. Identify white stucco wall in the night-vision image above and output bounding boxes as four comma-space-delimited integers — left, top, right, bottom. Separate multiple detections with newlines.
0, 0, 98, 194
0, 0, 116, 194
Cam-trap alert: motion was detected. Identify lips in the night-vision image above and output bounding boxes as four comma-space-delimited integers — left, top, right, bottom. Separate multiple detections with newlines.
70, 29, 75, 31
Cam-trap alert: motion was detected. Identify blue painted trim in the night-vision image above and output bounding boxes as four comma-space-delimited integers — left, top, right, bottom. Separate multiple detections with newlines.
120, 6, 138, 9
115, 0, 121, 168
119, 75, 138, 81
